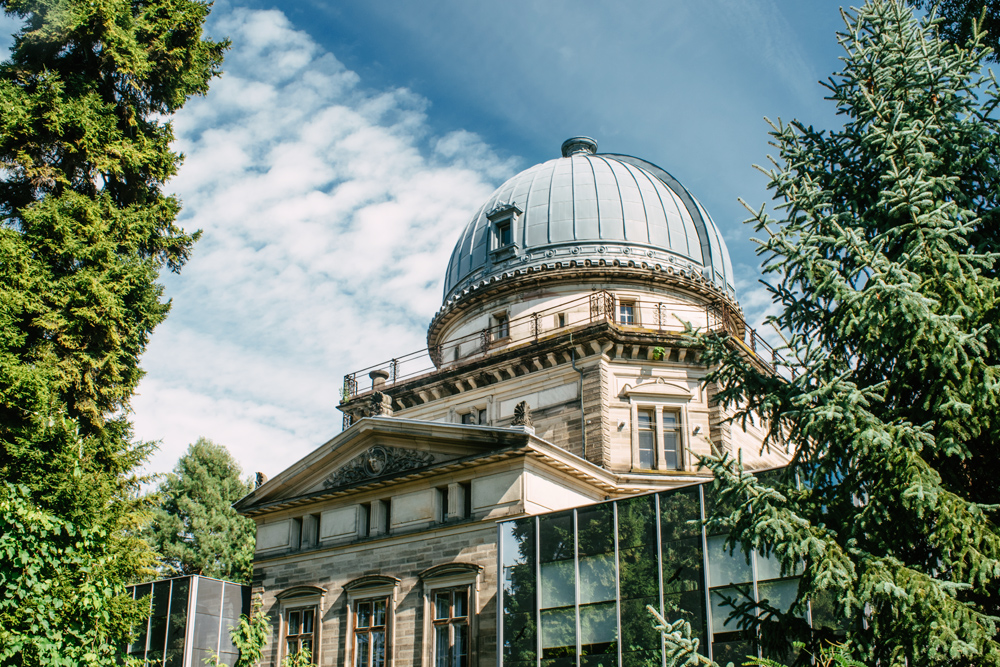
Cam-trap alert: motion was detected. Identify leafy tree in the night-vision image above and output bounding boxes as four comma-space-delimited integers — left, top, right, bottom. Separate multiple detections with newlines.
909, 0, 1000, 61
145, 438, 255, 584
0, 0, 224, 662
693, 1, 1000, 665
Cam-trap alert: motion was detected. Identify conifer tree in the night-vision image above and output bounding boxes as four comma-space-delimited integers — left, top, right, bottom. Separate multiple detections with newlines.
695, 1, 1000, 665
145, 439, 256, 584
0, 0, 224, 663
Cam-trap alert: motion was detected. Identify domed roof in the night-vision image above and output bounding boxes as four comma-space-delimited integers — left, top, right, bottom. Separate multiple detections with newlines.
442, 137, 736, 304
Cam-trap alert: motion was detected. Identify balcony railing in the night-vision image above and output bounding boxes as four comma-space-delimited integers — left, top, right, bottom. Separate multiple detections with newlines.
341, 291, 785, 401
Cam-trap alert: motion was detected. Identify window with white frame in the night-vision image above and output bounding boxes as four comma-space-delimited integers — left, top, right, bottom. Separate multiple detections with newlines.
618, 300, 636, 325
432, 588, 470, 667
630, 403, 684, 471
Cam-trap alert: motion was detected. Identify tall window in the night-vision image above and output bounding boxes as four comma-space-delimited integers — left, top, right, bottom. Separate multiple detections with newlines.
495, 221, 513, 247
285, 607, 316, 663
433, 588, 470, 667
618, 301, 635, 325
637, 409, 656, 469
494, 313, 510, 339
354, 598, 388, 667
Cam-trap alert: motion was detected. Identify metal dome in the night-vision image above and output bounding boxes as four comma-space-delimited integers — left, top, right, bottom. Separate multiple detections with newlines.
442, 138, 737, 304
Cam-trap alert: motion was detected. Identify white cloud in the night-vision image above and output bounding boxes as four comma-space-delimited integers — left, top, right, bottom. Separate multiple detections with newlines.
132, 7, 518, 478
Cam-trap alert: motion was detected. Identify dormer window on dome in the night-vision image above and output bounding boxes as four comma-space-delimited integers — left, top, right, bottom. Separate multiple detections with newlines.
487, 203, 521, 263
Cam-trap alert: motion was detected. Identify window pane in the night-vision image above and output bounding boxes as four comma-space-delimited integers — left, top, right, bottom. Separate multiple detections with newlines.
302, 609, 314, 634
663, 432, 678, 469
663, 413, 677, 426
356, 602, 371, 629
454, 590, 467, 618
664, 590, 707, 651
638, 431, 654, 468
618, 545, 658, 600
301, 639, 312, 655
659, 486, 702, 541
637, 410, 653, 428
579, 601, 617, 653
501, 518, 537, 663
578, 553, 615, 604
617, 495, 656, 549
165, 578, 190, 667
287, 639, 298, 658
455, 623, 469, 667
373, 599, 386, 627
711, 587, 752, 632
707, 535, 752, 587
461, 413, 475, 424
620, 597, 660, 659
355, 634, 369, 667
662, 536, 704, 596
577, 504, 613, 558
372, 630, 386, 667
540, 607, 576, 658
288, 611, 300, 635
436, 626, 449, 667
435, 592, 451, 620
540, 559, 575, 609
758, 579, 800, 615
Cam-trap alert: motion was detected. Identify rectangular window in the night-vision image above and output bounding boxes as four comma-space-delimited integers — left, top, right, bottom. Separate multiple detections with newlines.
461, 482, 472, 518
619, 301, 635, 325
354, 598, 388, 667
433, 588, 470, 667
285, 608, 316, 664
494, 313, 510, 339
437, 486, 449, 523
637, 409, 655, 469
496, 221, 512, 247
477, 408, 487, 425
556, 313, 566, 328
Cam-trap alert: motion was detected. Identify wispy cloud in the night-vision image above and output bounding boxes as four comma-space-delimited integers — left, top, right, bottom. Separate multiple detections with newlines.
132, 7, 519, 478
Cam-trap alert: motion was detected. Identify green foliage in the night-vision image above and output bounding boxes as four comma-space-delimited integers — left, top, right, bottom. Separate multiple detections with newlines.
695, 1, 1000, 665
648, 605, 715, 667
0, 0, 224, 662
145, 438, 255, 584
281, 645, 313, 667
204, 594, 269, 667
909, 0, 1000, 61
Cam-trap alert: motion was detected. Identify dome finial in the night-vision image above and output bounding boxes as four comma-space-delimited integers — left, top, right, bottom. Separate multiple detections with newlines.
561, 136, 597, 157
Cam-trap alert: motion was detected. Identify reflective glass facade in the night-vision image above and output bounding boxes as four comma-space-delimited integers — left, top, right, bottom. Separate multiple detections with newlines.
498, 481, 808, 667
126, 575, 249, 667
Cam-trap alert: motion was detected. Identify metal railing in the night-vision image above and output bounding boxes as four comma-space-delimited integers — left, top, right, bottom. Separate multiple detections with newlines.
341, 291, 784, 401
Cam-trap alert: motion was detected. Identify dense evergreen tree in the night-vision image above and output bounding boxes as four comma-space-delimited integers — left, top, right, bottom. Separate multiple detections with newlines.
693, 1, 1000, 665
909, 0, 1000, 61
145, 439, 255, 584
0, 0, 224, 662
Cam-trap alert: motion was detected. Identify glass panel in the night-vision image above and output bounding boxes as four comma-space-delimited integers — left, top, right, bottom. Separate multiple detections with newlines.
663, 590, 706, 652
193, 611, 220, 651
301, 639, 313, 654
638, 431, 654, 468
222, 582, 243, 622
196, 578, 224, 616
580, 601, 617, 654
618, 545, 658, 600
712, 638, 754, 667
539, 512, 574, 562
577, 504, 613, 557
663, 413, 677, 426
302, 609, 314, 633
661, 537, 704, 596
503, 612, 536, 663
540, 607, 576, 658
436, 626, 449, 667
659, 487, 702, 542
355, 633, 369, 667
617, 495, 656, 550
356, 602, 371, 629
287, 639, 297, 658
455, 623, 469, 667
501, 518, 537, 663
288, 611, 301, 636
373, 599, 386, 627
757, 579, 799, 615
373, 630, 386, 667
622, 650, 661, 667
436, 592, 451, 620
130, 583, 151, 656
707, 535, 752, 587
165, 579, 190, 667
620, 597, 660, 658
663, 432, 678, 469
454, 590, 467, 617
578, 553, 615, 604
540, 559, 575, 609
710, 587, 753, 633
637, 410, 653, 428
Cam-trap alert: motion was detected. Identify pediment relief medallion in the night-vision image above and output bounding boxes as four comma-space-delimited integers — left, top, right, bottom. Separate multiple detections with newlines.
323, 445, 436, 489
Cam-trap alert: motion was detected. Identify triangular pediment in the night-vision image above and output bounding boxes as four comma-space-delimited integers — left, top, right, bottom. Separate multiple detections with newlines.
235, 417, 534, 513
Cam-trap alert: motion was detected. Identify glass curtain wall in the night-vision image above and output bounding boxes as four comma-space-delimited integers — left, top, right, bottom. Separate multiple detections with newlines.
126, 575, 248, 667
498, 481, 809, 667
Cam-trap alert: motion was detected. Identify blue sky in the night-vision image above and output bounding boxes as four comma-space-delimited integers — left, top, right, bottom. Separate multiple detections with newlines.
3, 2, 853, 479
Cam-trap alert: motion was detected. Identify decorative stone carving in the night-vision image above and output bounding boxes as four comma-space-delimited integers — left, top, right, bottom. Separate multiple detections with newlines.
365, 391, 394, 417
511, 401, 533, 428
323, 445, 435, 489
255, 472, 268, 489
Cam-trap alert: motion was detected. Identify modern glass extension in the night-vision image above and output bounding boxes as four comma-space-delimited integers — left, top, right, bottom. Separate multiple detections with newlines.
498, 480, 813, 667
125, 574, 250, 667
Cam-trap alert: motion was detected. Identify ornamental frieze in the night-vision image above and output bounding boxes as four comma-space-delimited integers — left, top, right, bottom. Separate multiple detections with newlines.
323, 445, 435, 489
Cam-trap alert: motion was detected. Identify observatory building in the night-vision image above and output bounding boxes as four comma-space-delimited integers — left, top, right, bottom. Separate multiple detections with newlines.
235, 139, 793, 667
